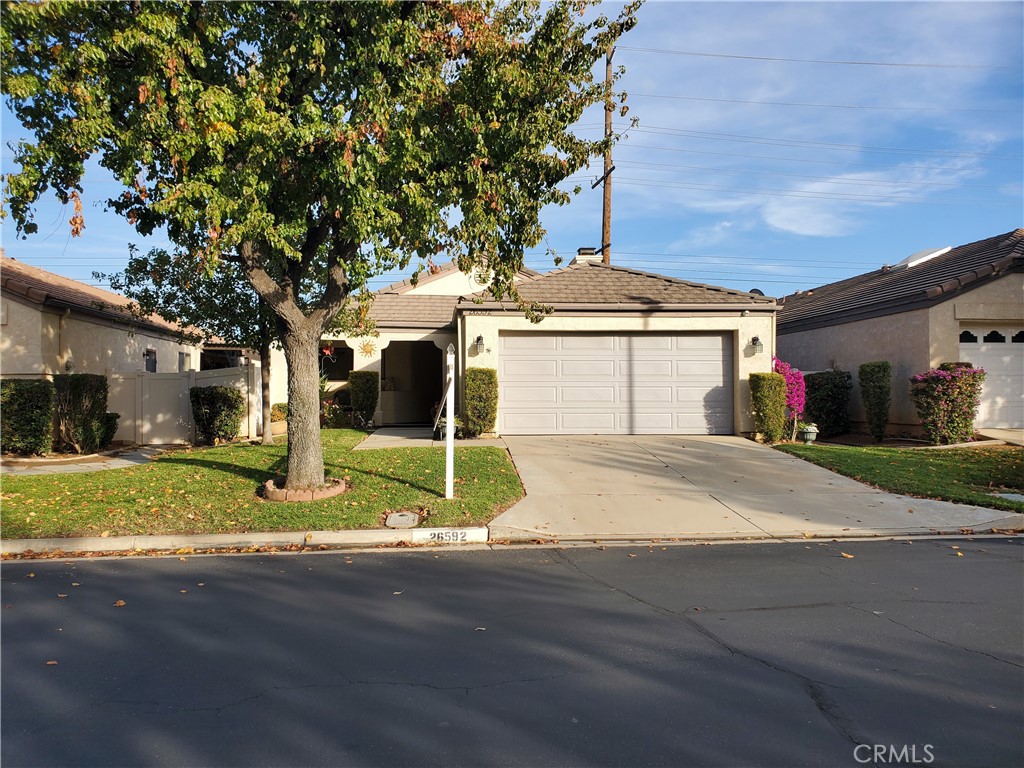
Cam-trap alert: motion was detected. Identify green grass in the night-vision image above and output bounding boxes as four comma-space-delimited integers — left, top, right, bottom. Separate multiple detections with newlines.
777, 443, 1024, 513
1, 429, 524, 539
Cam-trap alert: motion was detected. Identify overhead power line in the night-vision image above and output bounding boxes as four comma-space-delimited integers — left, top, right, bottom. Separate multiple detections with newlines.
627, 92, 1013, 114
616, 45, 1014, 70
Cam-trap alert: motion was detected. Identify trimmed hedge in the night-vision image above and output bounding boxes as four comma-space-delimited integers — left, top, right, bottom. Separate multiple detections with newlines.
53, 373, 117, 453
910, 365, 986, 445
858, 361, 891, 442
463, 367, 498, 437
190, 386, 245, 445
749, 372, 788, 443
804, 370, 852, 439
1, 379, 56, 455
348, 371, 379, 429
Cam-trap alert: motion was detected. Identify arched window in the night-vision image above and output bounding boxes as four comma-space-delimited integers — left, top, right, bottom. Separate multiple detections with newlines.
983, 330, 1006, 343
959, 330, 978, 343
1012, 331, 1024, 343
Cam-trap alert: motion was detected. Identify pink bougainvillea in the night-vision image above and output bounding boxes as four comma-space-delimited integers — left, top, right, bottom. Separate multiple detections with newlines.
773, 357, 805, 440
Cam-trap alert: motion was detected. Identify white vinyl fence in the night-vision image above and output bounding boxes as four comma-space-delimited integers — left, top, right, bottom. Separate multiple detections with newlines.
107, 365, 262, 446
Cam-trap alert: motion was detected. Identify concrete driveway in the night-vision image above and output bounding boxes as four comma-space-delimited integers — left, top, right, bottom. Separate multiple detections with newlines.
489, 435, 1020, 541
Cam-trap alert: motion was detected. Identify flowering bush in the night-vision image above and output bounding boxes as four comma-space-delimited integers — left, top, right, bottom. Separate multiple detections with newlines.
773, 356, 806, 440
909, 365, 986, 445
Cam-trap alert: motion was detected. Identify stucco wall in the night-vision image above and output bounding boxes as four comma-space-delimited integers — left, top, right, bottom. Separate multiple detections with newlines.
404, 270, 489, 296
0, 297, 54, 376
461, 312, 776, 435
1, 297, 200, 379
777, 308, 930, 427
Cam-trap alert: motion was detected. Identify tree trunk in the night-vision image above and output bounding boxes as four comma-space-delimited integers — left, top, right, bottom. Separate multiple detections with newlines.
259, 337, 274, 446
279, 329, 325, 489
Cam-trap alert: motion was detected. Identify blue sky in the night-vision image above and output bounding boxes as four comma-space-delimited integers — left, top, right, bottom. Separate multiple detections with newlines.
2, 1, 1021, 299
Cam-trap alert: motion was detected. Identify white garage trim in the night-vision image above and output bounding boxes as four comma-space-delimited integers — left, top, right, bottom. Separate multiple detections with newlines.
498, 332, 734, 435
959, 325, 1024, 429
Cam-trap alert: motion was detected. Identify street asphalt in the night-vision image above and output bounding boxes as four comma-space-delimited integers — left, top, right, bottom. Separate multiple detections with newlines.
2, 538, 1021, 767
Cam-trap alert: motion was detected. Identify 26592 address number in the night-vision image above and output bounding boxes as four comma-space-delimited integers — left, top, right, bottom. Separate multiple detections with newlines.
427, 530, 468, 543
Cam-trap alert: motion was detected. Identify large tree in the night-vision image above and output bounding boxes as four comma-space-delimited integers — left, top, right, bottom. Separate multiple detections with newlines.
2, 0, 639, 489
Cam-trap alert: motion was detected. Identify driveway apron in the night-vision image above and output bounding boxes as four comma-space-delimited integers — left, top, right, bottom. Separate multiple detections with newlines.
490, 435, 1017, 541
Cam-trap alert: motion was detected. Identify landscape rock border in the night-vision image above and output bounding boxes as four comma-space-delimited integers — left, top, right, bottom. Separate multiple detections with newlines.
263, 476, 347, 502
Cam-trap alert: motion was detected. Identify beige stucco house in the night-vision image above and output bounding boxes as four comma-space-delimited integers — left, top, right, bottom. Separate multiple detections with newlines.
777, 229, 1024, 431
273, 249, 778, 436
1, 255, 202, 379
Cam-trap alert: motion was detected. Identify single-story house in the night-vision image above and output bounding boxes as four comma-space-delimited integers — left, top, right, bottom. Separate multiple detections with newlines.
776, 229, 1023, 431
1, 255, 202, 379
271, 249, 778, 435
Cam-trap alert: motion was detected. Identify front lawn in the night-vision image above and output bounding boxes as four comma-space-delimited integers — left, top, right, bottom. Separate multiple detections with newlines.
1, 429, 523, 539
777, 443, 1024, 513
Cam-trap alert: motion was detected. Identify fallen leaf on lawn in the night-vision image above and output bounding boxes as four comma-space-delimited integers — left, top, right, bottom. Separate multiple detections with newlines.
113, 600, 126, 607
46, 660, 58, 666
955, 552, 964, 557
100, 531, 110, 538
840, 552, 855, 559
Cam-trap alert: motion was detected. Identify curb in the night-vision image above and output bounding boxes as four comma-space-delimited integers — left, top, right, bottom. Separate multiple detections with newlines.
1, 526, 489, 557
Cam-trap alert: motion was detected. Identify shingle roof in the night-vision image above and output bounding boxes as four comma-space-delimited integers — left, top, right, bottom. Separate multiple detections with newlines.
459, 261, 776, 308
778, 229, 1024, 333
368, 293, 459, 329
1, 256, 194, 338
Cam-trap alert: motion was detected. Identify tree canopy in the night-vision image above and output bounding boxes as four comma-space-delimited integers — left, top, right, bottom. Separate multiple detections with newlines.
3, 0, 640, 488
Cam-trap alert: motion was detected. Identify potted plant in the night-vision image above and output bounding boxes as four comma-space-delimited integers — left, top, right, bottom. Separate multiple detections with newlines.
796, 421, 819, 445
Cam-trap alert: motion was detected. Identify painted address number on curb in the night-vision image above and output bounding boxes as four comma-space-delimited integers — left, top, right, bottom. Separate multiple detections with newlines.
410, 528, 488, 545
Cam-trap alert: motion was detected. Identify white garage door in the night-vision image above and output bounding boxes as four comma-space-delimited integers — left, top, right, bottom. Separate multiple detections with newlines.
498, 332, 734, 435
959, 325, 1024, 429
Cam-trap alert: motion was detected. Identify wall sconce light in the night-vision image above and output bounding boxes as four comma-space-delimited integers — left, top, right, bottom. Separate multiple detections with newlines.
474, 335, 486, 354
64, 358, 75, 372
750, 336, 764, 354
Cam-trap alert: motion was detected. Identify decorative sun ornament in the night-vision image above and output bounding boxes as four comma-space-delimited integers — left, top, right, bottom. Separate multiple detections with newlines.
359, 341, 376, 357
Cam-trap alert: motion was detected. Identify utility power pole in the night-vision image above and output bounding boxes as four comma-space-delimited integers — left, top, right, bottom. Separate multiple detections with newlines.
601, 45, 614, 264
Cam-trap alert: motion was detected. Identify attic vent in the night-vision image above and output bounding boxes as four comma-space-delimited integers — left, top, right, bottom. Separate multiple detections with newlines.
895, 246, 951, 270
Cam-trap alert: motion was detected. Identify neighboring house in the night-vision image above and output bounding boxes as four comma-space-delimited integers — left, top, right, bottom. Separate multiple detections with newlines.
272, 249, 777, 435
777, 229, 1024, 431
1, 255, 202, 378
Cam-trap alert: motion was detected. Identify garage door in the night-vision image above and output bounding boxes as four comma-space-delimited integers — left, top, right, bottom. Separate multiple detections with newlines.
959, 326, 1024, 429
498, 332, 734, 435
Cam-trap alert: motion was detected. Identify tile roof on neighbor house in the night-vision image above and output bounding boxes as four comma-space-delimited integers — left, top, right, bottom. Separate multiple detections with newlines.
1, 256, 196, 339
377, 260, 540, 294
777, 229, 1024, 334
458, 261, 777, 309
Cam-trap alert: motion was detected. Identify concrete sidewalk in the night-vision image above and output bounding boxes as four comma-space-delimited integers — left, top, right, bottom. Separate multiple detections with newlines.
1, 447, 169, 475
489, 435, 1023, 542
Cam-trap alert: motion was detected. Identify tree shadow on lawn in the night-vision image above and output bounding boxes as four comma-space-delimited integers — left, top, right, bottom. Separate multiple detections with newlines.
156, 455, 442, 497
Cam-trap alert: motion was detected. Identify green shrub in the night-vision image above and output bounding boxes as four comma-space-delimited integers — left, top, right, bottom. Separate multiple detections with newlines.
858, 361, 891, 441
270, 402, 288, 422
100, 412, 120, 448
53, 373, 116, 453
910, 366, 986, 445
1, 379, 55, 455
749, 372, 788, 443
190, 386, 245, 445
804, 370, 852, 439
348, 371, 379, 429
463, 367, 498, 437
